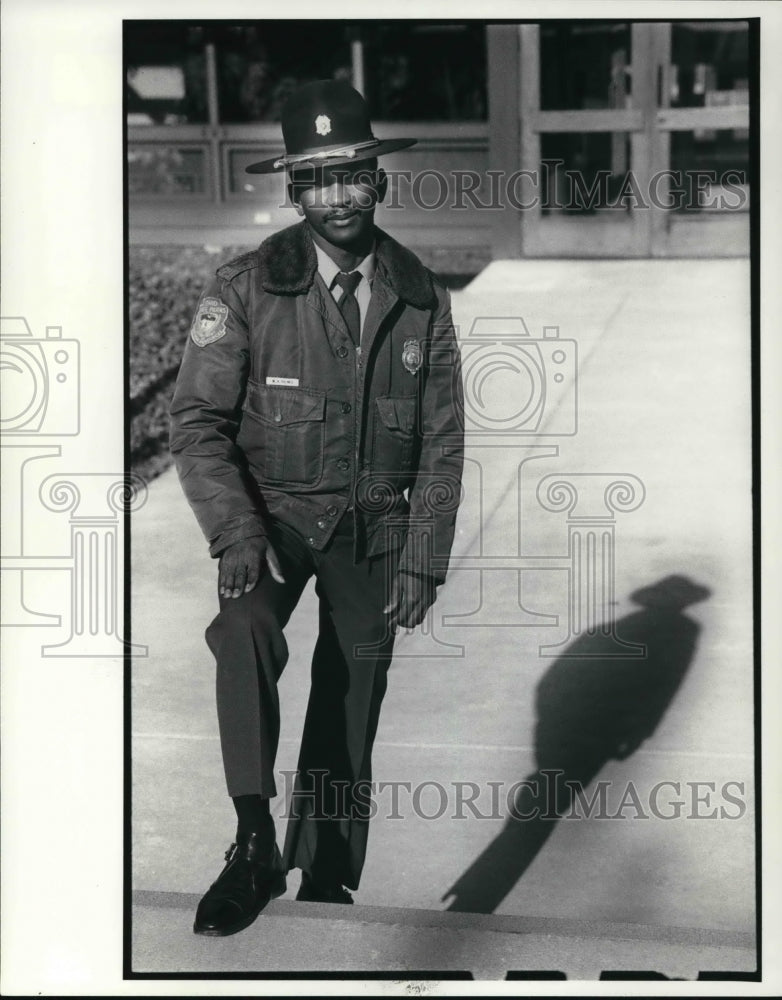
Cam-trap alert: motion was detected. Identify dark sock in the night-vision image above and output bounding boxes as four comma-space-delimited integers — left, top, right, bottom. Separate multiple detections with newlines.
306, 868, 341, 889
232, 794, 272, 836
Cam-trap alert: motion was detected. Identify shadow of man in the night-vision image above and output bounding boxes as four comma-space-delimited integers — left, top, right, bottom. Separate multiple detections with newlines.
442, 574, 711, 913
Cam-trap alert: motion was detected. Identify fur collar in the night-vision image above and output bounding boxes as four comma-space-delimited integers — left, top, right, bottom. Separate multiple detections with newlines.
256, 221, 436, 310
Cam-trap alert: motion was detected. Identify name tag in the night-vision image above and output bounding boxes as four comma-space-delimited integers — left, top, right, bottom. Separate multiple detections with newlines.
266, 376, 299, 387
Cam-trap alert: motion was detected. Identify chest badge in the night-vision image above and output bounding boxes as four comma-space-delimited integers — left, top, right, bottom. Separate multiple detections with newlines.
315, 114, 332, 136
402, 338, 423, 375
191, 297, 229, 347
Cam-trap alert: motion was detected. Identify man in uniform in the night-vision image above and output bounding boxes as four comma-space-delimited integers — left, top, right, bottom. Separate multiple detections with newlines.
169, 80, 464, 937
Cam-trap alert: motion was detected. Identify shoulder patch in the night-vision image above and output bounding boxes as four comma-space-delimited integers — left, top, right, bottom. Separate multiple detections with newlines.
216, 249, 260, 282
190, 296, 229, 347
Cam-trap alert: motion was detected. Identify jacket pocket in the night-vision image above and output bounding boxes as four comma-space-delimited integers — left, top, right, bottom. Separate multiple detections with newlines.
238, 381, 326, 486
371, 395, 418, 476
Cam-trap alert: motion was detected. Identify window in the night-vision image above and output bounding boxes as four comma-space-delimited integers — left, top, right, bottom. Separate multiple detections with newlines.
215, 23, 353, 123
126, 20, 488, 126
362, 23, 487, 121
127, 145, 208, 195
668, 21, 749, 211
540, 21, 631, 112
125, 23, 209, 125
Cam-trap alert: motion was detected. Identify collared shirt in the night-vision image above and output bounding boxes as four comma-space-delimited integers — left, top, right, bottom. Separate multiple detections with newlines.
314, 241, 376, 340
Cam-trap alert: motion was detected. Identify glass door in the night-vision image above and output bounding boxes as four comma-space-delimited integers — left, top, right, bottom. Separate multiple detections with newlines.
653, 20, 750, 256
518, 21, 750, 257
519, 22, 651, 257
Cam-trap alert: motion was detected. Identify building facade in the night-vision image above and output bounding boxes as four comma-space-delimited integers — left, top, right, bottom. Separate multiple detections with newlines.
127, 20, 751, 258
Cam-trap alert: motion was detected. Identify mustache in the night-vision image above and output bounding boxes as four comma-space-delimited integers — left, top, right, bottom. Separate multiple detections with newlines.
321, 193, 379, 217
323, 208, 360, 220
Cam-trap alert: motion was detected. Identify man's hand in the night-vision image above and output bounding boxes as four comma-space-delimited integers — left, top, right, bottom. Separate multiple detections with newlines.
383, 572, 437, 632
218, 536, 285, 598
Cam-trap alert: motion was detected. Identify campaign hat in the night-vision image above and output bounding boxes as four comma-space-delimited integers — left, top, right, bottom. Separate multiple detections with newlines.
245, 80, 416, 174
630, 575, 711, 610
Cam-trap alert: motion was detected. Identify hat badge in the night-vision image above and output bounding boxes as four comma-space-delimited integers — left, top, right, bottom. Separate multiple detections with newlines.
315, 114, 332, 136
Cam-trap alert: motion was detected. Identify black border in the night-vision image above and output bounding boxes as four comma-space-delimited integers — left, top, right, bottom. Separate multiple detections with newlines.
749, 10, 762, 985
123, 15, 762, 985
122, 20, 134, 981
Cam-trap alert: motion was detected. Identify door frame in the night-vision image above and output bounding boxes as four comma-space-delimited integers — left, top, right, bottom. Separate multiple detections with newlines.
488, 22, 750, 259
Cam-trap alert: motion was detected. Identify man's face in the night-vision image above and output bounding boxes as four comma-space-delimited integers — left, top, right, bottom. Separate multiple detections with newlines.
290, 160, 385, 251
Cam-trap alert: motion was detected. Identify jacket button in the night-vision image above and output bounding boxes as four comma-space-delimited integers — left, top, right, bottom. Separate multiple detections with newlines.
336, 346, 349, 359
317, 519, 326, 530
341, 402, 352, 413
337, 458, 349, 471
326, 505, 338, 517
274, 412, 282, 422
307, 537, 316, 545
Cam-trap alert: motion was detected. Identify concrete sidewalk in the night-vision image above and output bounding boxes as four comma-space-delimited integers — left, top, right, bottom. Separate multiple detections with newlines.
131, 259, 755, 979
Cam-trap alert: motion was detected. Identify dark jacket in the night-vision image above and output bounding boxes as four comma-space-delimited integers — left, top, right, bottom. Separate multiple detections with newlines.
169, 221, 464, 583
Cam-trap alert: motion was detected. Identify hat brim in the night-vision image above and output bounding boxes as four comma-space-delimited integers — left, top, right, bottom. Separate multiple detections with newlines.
245, 137, 417, 175
630, 575, 711, 609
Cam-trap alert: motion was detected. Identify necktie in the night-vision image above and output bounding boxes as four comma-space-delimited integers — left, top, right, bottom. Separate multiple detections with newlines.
333, 271, 362, 346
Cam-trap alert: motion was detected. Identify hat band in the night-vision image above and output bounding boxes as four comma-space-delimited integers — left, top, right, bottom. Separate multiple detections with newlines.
274, 138, 381, 170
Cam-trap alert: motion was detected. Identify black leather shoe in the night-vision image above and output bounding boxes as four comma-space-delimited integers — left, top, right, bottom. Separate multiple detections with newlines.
296, 871, 353, 904
193, 832, 286, 936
